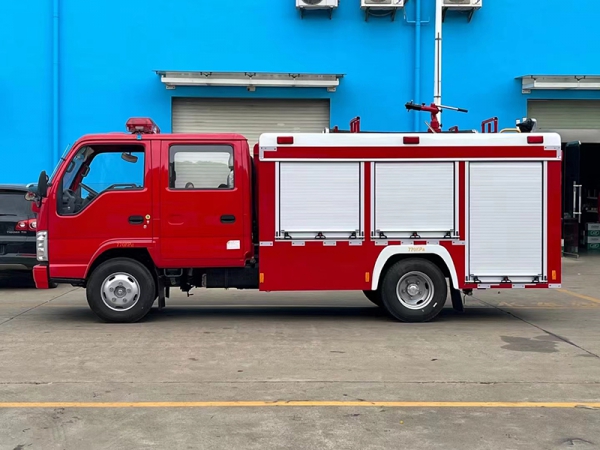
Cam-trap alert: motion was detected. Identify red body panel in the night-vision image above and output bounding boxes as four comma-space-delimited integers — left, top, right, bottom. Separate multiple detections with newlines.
547, 160, 563, 285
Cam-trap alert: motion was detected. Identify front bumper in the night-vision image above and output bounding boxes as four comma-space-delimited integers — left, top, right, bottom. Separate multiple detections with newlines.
33, 264, 50, 289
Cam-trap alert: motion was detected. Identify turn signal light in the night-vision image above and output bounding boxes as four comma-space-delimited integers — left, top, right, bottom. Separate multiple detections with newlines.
527, 136, 544, 144
126, 118, 160, 134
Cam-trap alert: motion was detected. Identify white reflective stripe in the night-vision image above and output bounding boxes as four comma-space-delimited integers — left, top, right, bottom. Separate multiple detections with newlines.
371, 245, 459, 290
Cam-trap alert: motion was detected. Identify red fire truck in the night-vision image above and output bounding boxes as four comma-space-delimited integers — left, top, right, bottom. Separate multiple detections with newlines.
30, 104, 564, 324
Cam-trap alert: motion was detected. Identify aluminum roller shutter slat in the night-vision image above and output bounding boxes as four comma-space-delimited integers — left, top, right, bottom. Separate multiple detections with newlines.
468, 162, 543, 280
373, 162, 455, 238
172, 98, 330, 149
278, 162, 361, 237
527, 100, 600, 129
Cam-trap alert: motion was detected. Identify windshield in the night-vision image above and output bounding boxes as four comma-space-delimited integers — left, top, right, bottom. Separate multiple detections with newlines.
48, 143, 73, 184
61, 146, 93, 190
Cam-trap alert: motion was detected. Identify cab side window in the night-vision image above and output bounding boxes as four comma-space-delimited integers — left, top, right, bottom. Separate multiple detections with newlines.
57, 144, 145, 216
169, 145, 234, 190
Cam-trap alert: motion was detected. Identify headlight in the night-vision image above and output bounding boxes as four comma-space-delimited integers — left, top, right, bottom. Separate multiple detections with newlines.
36, 231, 48, 261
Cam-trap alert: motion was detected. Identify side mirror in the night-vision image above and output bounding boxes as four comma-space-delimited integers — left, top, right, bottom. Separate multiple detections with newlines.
121, 152, 138, 163
37, 170, 49, 198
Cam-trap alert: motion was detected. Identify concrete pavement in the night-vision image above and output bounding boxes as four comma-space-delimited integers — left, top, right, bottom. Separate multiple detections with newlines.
0, 256, 599, 449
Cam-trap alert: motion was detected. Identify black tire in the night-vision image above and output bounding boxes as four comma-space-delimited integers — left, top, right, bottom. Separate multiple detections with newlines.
363, 290, 383, 307
380, 258, 447, 323
86, 257, 156, 323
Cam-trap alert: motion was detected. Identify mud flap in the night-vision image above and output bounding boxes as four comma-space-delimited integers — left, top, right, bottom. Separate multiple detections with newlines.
157, 275, 166, 310
450, 287, 464, 312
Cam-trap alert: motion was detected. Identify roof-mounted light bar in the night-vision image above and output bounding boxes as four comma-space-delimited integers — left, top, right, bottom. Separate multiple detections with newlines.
126, 118, 161, 134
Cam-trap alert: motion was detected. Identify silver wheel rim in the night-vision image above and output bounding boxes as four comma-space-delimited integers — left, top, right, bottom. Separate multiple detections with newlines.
396, 271, 435, 310
101, 272, 141, 312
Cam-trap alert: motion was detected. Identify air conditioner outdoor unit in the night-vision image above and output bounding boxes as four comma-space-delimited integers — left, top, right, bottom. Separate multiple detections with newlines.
443, 0, 482, 9
361, 0, 405, 9
296, 0, 339, 9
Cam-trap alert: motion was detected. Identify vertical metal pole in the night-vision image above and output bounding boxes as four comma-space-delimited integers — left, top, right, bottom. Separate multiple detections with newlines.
414, 0, 421, 131
433, 0, 442, 110
52, 0, 60, 165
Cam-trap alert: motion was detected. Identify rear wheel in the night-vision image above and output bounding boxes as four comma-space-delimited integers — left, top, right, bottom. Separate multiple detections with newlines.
363, 290, 383, 307
381, 258, 447, 323
86, 257, 156, 323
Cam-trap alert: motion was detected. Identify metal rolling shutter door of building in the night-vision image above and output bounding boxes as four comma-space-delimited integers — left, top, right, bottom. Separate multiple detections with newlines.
527, 100, 600, 129
172, 98, 330, 149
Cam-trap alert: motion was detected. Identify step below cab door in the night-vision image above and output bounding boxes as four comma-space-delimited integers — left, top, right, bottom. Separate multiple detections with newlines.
159, 141, 246, 268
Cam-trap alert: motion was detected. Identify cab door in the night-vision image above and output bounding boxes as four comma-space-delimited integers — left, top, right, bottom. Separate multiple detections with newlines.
158, 141, 246, 267
49, 141, 153, 279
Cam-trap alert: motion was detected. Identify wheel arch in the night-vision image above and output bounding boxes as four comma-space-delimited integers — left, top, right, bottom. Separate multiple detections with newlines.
371, 245, 459, 291
86, 248, 157, 281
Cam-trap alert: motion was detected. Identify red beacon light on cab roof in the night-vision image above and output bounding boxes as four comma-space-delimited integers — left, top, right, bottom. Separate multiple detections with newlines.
125, 118, 161, 135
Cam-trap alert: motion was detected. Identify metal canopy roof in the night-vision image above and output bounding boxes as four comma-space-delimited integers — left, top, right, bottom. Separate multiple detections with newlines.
155, 71, 344, 92
517, 75, 600, 93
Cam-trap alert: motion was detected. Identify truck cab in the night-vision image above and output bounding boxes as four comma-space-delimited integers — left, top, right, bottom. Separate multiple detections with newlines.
33, 118, 256, 321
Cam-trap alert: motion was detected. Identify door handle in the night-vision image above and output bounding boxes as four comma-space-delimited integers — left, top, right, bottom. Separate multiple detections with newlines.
221, 215, 236, 224
573, 183, 583, 222
129, 215, 144, 225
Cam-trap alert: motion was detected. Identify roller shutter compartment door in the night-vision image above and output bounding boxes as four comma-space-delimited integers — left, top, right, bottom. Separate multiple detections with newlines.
468, 162, 544, 282
277, 162, 362, 240
373, 162, 455, 239
172, 98, 330, 149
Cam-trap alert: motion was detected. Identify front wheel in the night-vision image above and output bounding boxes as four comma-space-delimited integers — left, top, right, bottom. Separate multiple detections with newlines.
86, 257, 156, 323
380, 258, 447, 323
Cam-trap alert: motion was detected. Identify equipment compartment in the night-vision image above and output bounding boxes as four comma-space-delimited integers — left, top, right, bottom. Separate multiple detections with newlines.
372, 161, 456, 239
276, 162, 363, 240
467, 161, 545, 283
